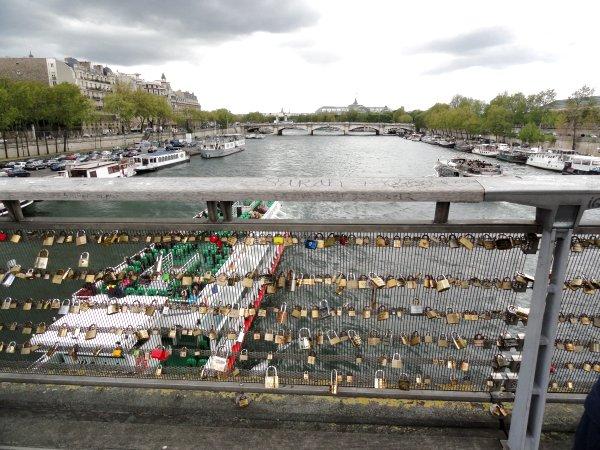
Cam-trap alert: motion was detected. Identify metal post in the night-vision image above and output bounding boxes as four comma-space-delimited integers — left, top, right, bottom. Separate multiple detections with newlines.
220, 201, 234, 222
3, 200, 24, 222
507, 207, 575, 450
433, 202, 450, 224
206, 201, 218, 223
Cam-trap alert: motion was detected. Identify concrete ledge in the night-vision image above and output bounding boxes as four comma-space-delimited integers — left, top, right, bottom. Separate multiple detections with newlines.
0, 382, 583, 433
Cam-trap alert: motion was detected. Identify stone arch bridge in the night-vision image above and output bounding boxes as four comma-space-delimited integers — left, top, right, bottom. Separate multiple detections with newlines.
242, 122, 415, 136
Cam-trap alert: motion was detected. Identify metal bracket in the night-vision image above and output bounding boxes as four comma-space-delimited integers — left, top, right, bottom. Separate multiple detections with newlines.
434, 202, 450, 224
3, 200, 24, 222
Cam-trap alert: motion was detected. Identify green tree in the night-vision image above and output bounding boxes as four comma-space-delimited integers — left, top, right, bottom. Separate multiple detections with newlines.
104, 83, 136, 133
45, 82, 92, 152
518, 123, 545, 144
483, 104, 513, 141
211, 108, 237, 127
559, 85, 598, 150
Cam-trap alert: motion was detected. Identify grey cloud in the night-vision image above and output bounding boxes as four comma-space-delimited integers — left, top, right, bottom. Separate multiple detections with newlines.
0, 0, 318, 65
414, 27, 512, 55
423, 46, 553, 75
412, 27, 552, 75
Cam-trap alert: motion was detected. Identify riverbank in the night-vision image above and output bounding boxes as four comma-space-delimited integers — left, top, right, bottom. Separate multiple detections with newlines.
0, 126, 242, 161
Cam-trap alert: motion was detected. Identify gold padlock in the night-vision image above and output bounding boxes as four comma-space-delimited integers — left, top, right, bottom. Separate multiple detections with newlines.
436, 275, 451, 292
446, 309, 461, 325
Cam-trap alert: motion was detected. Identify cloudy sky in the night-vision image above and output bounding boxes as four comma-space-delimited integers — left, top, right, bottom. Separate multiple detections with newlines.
1, 0, 598, 113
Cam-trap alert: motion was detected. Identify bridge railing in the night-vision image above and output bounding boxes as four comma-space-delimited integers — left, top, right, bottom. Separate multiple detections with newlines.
1, 176, 599, 450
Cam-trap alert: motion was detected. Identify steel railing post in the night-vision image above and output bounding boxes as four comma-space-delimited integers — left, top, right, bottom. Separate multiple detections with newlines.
507, 208, 575, 450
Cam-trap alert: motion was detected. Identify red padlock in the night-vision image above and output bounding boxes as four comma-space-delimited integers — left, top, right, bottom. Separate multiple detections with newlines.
339, 235, 349, 246
150, 346, 170, 361
0, 232, 7, 242
209, 235, 219, 244
550, 364, 557, 374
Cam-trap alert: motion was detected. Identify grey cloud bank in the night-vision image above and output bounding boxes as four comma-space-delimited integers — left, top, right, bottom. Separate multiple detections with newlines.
0, 0, 318, 65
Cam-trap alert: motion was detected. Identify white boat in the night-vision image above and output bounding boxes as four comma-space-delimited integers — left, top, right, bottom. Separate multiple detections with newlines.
472, 144, 499, 157
526, 149, 577, 172
61, 160, 136, 178
0, 200, 34, 217
199, 134, 245, 158
134, 149, 190, 173
563, 155, 600, 175
245, 133, 265, 140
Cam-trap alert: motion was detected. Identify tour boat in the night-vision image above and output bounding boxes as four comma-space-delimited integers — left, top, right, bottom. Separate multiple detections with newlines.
407, 133, 423, 141
562, 155, 600, 175
199, 134, 245, 158
472, 144, 499, 157
525, 149, 577, 172
133, 149, 190, 173
435, 158, 503, 177
436, 139, 456, 148
61, 160, 136, 178
496, 147, 542, 165
245, 133, 265, 140
454, 141, 474, 152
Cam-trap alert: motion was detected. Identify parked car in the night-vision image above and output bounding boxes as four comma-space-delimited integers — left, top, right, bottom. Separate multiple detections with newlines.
8, 169, 31, 177
50, 161, 67, 171
25, 160, 46, 171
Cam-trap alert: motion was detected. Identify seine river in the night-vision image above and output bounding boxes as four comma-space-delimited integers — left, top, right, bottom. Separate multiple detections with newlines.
26, 134, 597, 222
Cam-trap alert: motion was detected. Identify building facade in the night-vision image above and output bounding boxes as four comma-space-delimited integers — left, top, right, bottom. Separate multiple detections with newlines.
316, 98, 390, 114
141, 73, 200, 111
0, 55, 76, 86
65, 58, 116, 109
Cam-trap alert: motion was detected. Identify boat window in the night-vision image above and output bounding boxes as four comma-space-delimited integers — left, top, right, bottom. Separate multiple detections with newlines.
90, 171, 97, 178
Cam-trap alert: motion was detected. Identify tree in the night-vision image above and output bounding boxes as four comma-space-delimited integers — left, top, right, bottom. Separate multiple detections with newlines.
211, 108, 236, 127
46, 83, 93, 152
518, 123, 545, 144
104, 83, 136, 133
559, 85, 598, 150
483, 104, 513, 141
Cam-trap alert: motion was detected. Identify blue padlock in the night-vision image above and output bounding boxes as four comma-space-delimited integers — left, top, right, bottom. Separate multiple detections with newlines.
305, 238, 317, 249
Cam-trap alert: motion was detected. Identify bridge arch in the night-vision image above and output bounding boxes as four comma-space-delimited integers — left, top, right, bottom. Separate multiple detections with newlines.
277, 125, 309, 135
348, 125, 380, 135
311, 125, 345, 135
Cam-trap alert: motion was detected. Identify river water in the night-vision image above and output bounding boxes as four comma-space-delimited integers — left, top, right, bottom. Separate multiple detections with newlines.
27, 133, 580, 221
